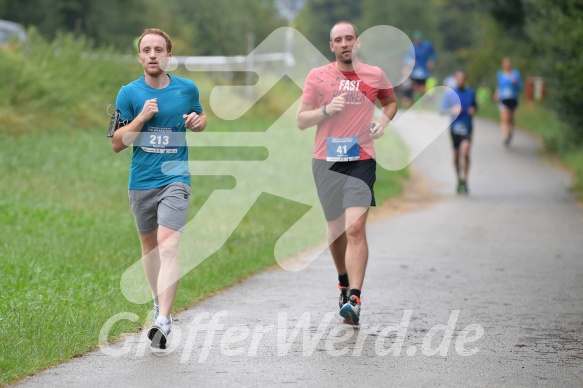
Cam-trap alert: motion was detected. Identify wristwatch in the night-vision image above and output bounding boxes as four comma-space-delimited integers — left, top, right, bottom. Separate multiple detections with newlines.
322, 103, 330, 117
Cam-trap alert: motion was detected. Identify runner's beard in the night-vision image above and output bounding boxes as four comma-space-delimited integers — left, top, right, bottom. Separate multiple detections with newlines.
338, 53, 353, 64
338, 49, 357, 64
145, 66, 164, 77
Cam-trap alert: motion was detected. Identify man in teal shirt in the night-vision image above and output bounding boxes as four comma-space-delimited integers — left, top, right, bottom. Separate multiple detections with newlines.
110, 28, 207, 349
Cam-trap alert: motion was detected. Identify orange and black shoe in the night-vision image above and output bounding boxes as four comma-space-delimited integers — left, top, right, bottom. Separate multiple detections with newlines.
340, 295, 361, 325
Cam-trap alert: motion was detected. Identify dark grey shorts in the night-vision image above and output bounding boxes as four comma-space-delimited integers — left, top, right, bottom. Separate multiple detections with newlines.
312, 158, 376, 222
129, 181, 191, 234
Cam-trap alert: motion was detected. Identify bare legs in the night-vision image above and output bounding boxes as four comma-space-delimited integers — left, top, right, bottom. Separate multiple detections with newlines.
139, 225, 181, 318
499, 107, 514, 144
454, 140, 471, 183
326, 207, 369, 290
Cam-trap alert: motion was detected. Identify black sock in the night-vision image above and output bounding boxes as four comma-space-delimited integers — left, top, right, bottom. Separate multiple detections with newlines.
338, 273, 349, 288
349, 288, 361, 299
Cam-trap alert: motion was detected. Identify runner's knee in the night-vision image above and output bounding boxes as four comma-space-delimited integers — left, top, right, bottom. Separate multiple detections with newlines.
345, 219, 366, 242
158, 242, 179, 260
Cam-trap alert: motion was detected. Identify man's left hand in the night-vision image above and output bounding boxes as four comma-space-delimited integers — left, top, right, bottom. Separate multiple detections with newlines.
183, 112, 201, 130
370, 121, 385, 140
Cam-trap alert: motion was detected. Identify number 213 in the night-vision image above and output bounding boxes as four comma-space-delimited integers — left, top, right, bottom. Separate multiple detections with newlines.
149, 135, 169, 145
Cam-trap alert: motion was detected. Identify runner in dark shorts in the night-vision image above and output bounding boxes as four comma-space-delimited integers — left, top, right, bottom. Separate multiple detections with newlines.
440, 70, 477, 194
495, 57, 523, 145
500, 98, 518, 111
297, 21, 398, 325
451, 126, 473, 150
410, 77, 427, 88
312, 159, 376, 221
402, 31, 436, 106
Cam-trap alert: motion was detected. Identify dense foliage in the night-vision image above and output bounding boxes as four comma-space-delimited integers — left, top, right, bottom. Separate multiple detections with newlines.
1, 0, 581, 142
0, 0, 286, 55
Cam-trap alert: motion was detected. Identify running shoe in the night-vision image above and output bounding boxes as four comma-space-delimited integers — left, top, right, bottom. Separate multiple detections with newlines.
148, 316, 172, 349
459, 180, 468, 194
340, 295, 361, 325
338, 283, 350, 309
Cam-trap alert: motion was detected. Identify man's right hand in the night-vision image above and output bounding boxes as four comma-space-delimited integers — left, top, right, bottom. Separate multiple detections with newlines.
112, 98, 157, 153
326, 93, 347, 115
138, 98, 159, 121
451, 105, 462, 116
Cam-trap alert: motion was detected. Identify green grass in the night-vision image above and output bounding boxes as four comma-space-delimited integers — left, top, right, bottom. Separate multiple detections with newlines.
0, 114, 406, 387
0, 34, 407, 385
477, 98, 583, 199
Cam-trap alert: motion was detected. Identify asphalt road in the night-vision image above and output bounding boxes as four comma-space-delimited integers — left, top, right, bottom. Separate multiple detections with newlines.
17, 116, 583, 387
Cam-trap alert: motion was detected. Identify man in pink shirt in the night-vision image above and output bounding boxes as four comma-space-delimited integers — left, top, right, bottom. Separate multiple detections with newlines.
297, 21, 398, 325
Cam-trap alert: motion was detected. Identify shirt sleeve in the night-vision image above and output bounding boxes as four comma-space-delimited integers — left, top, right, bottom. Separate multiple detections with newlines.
189, 82, 204, 114
515, 70, 523, 93
427, 42, 436, 62
300, 69, 318, 107
439, 90, 457, 114
404, 45, 415, 66
377, 70, 394, 100
115, 86, 134, 122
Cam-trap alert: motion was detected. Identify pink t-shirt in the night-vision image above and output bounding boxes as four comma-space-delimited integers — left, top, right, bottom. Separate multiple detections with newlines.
301, 62, 394, 160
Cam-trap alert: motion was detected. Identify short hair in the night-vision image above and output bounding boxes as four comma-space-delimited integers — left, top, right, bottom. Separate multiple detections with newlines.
330, 21, 359, 41
137, 28, 172, 53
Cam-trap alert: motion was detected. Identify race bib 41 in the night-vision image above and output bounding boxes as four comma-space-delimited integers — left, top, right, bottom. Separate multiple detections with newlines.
326, 137, 360, 162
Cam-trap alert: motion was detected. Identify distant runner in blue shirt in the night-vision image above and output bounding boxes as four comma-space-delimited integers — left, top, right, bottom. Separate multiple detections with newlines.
110, 28, 207, 350
495, 57, 522, 146
440, 70, 477, 194
403, 31, 436, 106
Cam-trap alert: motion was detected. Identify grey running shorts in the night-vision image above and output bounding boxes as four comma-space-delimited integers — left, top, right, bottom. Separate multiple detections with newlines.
312, 158, 376, 222
129, 181, 191, 234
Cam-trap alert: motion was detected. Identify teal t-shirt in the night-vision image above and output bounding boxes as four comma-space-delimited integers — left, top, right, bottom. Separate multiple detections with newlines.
116, 75, 203, 190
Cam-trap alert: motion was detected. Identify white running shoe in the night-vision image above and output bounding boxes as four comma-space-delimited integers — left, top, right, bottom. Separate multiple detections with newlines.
148, 316, 172, 349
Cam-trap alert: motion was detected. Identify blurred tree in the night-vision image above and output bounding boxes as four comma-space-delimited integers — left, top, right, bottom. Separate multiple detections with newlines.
483, 0, 526, 38
175, 0, 285, 55
0, 0, 143, 49
0, 0, 64, 39
525, 0, 583, 144
294, 0, 362, 58
0, 0, 285, 53
360, 0, 439, 40
432, 0, 481, 76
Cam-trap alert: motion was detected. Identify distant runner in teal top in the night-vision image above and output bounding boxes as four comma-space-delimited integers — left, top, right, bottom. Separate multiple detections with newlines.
110, 28, 207, 350
494, 57, 522, 146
